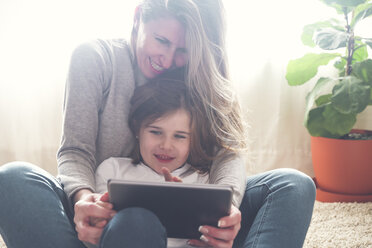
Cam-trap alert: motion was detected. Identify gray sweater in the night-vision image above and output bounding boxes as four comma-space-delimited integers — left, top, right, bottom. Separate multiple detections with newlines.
57, 39, 246, 207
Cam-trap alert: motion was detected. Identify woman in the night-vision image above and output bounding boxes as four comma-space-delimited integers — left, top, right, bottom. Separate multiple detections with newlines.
0, 0, 316, 247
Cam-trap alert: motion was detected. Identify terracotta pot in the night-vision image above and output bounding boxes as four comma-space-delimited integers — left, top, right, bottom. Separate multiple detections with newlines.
311, 129, 372, 199
313, 178, 372, 202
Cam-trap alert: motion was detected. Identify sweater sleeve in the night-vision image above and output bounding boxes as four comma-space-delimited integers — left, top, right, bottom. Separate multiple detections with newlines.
209, 151, 247, 207
57, 40, 112, 205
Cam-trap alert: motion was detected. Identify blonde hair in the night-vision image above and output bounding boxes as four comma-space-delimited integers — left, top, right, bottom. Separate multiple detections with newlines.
132, 0, 248, 157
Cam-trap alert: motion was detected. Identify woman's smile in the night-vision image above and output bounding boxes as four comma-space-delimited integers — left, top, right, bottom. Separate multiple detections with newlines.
149, 58, 165, 74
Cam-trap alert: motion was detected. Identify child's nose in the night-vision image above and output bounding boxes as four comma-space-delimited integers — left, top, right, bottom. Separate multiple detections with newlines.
159, 136, 173, 150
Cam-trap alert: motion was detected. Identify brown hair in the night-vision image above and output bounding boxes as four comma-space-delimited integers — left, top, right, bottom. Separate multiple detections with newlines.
128, 68, 218, 173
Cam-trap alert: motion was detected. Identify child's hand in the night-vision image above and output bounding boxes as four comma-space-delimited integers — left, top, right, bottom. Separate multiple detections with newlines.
161, 167, 183, 182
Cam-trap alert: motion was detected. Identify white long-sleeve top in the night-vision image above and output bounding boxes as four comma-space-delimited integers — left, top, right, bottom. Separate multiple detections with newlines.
95, 157, 209, 248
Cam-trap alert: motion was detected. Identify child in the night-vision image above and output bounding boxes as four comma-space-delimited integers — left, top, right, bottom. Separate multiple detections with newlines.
95, 69, 219, 247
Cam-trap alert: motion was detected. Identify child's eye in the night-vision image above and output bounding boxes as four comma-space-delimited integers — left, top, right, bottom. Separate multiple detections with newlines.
174, 134, 187, 139
149, 130, 161, 135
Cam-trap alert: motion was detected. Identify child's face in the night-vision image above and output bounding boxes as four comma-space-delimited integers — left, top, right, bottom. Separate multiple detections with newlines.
138, 109, 191, 174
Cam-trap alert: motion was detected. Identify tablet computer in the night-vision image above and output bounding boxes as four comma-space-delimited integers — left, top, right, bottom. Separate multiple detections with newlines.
108, 179, 233, 239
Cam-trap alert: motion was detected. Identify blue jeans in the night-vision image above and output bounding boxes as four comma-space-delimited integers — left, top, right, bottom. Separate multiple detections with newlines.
99, 208, 167, 248
0, 162, 315, 248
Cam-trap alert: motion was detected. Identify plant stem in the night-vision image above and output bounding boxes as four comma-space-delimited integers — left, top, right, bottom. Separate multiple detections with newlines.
344, 7, 354, 76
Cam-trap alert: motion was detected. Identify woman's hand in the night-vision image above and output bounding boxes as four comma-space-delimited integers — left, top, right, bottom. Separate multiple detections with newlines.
161, 167, 241, 247
73, 190, 116, 245
187, 205, 241, 248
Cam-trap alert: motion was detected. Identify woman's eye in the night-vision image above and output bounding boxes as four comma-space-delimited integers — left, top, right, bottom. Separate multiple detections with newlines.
176, 47, 187, 54
156, 37, 169, 45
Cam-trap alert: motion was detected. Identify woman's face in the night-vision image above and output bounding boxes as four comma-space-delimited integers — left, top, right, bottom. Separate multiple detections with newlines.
134, 15, 188, 79
138, 109, 191, 173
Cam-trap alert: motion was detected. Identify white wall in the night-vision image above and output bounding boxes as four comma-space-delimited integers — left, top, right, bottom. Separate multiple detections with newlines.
1, 0, 371, 176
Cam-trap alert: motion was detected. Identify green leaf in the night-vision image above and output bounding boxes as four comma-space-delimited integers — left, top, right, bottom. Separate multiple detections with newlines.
322, 0, 367, 7
331, 76, 370, 114
323, 104, 356, 137
351, 59, 372, 83
320, 0, 365, 14
366, 40, 372, 49
301, 20, 343, 47
352, 42, 368, 63
305, 104, 355, 138
351, 3, 372, 27
305, 77, 335, 119
334, 58, 346, 70
286, 53, 340, 86
315, 94, 333, 106
306, 105, 333, 137
314, 28, 348, 50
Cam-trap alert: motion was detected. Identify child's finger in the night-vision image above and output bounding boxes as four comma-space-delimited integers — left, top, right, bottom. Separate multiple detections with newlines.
161, 167, 173, 181
161, 167, 183, 182
173, 176, 183, 183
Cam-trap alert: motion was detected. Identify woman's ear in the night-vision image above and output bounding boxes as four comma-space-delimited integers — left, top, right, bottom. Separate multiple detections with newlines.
133, 5, 141, 32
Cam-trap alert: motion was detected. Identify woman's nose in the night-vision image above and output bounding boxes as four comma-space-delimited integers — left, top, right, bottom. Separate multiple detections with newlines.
160, 49, 176, 69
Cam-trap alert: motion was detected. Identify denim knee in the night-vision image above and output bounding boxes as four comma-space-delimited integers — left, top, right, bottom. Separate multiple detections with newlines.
100, 207, 167, 248
0, 162, 35, 193
112, 207, 165, 231
272, 168, 316, 203
1, 161, 59, 189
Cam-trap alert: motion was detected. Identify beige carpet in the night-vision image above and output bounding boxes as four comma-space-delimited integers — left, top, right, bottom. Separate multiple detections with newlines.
1, 201, 371, 248
303, 201, 372, 248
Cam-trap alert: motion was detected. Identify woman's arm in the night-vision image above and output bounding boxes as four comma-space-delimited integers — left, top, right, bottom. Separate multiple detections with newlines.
209, 151, 247, 207
57, 41, 115, 245
57, 40, 112, 205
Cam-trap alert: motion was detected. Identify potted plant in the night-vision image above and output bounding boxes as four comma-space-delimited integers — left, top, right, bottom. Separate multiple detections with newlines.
286, 0, 372, 202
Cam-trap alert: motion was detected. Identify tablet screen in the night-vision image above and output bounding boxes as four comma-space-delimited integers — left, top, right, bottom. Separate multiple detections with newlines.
108, 179, 233, 239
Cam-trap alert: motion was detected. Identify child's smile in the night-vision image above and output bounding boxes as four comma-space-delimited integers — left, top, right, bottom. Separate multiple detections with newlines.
154, 154, 175, 163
